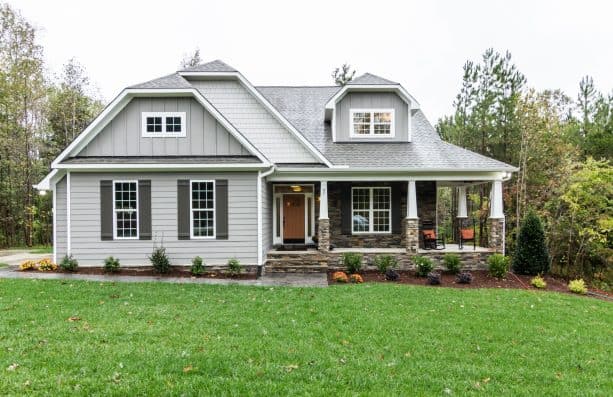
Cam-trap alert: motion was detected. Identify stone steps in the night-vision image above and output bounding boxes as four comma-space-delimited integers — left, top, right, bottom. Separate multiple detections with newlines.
264, 252, 328, 274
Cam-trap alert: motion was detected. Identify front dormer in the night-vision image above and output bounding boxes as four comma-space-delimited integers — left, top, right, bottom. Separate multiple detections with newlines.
324, 73, 419, 143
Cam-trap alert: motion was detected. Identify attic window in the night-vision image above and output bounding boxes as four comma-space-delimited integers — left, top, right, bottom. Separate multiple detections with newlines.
141, 112, 186, 137
350, 109, 395, 138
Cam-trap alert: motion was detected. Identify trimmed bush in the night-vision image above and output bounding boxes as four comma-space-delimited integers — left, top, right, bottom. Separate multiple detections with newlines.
568, 279, 587, 294
332, 271, 348, 283
104, 256, 120, 273
488, 254, 509, 279
373, 255, 397, 274
456, 271, 473, 284
149, 246, 171, 274
385, 268, 399, 281
190, 256, 205, 276
349, 274, 364, 284
512, 211, 550, 275
427, 272, 441, 285
531, 275, 547, 289
414, 256, 434, 277
228, 258, 242, 276
342, 252, 363, 274
443, 253, 461, 274
60, 255, 78, 272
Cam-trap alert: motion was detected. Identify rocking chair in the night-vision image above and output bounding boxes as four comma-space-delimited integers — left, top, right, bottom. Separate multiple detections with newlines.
421, 221, 446, 250
458, 219, 476, 250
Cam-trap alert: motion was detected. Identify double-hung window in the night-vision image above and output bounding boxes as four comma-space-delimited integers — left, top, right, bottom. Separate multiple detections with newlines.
190, 180, 215, 238
141, 112, 186, 137
350, 109, 395, 137
352, 187, 391, 233
113, 181, 139, 239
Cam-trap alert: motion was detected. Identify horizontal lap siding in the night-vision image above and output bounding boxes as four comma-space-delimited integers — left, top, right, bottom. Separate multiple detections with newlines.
55, 176, 67, 260
261, 182, 273, 259
68, 172, 258, 266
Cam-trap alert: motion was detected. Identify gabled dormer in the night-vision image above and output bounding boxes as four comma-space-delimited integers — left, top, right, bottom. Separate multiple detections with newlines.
324, 73, 419, 143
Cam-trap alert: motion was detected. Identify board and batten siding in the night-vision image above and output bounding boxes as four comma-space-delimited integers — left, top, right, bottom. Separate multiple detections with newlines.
55, 176, 67, 260
335, 92, 409, 142
79, 97, 251, 157
56, 172, 258, 266
191, 80, 318, 163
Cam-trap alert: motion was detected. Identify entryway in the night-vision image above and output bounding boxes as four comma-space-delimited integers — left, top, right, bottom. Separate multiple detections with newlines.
283, 194, 305, 243
273, 184, 315, 246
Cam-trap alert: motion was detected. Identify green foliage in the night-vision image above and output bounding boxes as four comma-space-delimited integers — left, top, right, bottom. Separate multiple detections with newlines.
488, 254, 509, 279
443, 253, 461, 274
103, 256, 120, 273
190, 256, 205, 276
342, 253, 363, 274
59, 254, 78, 272
227, 258, 242, 276
414, 256, 434, 277
149, 246, 171, 274
373, 255, 397, 274
568, 279, 587, 294
531, 275, 547, 289
512, 211, 550, 275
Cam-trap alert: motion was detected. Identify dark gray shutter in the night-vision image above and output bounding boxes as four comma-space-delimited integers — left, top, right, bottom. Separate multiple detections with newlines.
100, 180, 114, 241
392, 183, 402, 234
138, 180, 151, 240
340, 182, 352, 234
177, 180, 190, 240
215, 179, 228, 240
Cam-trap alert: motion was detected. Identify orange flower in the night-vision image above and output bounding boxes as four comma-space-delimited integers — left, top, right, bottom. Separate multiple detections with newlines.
332, 271, 348, 283
349, 274, 364, 284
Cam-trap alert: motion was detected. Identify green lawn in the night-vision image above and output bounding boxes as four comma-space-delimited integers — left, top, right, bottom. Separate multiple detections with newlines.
0, 280, 611, 396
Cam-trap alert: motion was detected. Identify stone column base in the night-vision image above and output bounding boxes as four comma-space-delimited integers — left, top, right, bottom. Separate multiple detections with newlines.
318, 218, 330, 253
488, 217, 505, 253
406, 218, 419, 253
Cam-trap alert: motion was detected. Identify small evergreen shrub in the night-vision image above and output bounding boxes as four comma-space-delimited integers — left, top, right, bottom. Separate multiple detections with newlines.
512, 211, 550, 275
488, 254, 509, 279
443, 253, 461, 274
531, 275, 547, 289
414, 256, 434, 277
190, 256, 205, 276
103, 256, 120, 273
342, 252, 363, 274
228, 258, 242, 276
568, 279, 587, 294
149, 246, 171, 274
60, 254, 78, 272
332, 271, 348, 283
349, 274, 364, 284
385, 268, 399, 281
427, 272, 441, 285
374, 255, 397, 274
456, 271, 473, 284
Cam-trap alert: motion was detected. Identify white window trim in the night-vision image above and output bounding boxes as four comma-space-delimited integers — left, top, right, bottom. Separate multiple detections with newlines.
112, 180, 139, 240
349, 109, 395, 138
141, 112, 187, 137
190, 180, 216, 239
351, 187, 392, 234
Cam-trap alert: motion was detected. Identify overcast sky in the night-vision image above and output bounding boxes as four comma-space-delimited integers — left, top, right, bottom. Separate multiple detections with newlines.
8, 0, 613, 121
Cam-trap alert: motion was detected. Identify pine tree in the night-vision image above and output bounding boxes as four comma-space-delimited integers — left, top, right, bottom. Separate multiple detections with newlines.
512, 211, 550, 275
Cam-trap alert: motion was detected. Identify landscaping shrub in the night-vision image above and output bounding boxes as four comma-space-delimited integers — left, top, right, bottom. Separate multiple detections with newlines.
342, 252, 363, 274
149, 246, 171, 274
374, 255, 397, 274
349, 274, 364, 284
190, 256, 205, 276
414, 256, 434, 277
488, 254, 509, 279
103, 256, 120, 273
228, 258, 242, 276
456, 271, 473, 284
37, 258, 58, 272
531, 275, 547, 289
512, 211, 550, 275
443, 253, 461, 274
59, 255, 78, 272
427, 272, 441, 285
385, 268, 399, 281
19, 260, 37, 271
332, 271, 348, 283
568, 279, 587, 294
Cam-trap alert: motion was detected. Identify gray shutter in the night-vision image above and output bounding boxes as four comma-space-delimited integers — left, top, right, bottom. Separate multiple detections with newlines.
215, 179, 228, 240
138, 180, 151, 240
392, 183, 402, 234
177, 180, 190, 240
100, 180, 113, 241
340, 183, 352, 234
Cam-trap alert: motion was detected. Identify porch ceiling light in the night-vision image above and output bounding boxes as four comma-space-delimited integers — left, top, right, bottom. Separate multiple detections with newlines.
290, 185, 302, 192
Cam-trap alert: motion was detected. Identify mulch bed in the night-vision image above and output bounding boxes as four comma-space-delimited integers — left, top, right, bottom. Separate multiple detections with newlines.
21, 266, 257, 280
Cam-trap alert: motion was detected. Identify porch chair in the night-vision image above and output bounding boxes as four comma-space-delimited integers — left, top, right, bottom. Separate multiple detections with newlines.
458, 219, 476, 250
421, 221, 446, 250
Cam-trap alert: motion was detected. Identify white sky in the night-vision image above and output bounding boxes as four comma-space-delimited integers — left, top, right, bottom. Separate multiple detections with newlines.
8, 0, 613, 122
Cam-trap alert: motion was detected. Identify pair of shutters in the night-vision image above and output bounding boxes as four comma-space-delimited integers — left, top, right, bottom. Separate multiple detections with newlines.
339, 182, 402, 234
100, 179, 228, 241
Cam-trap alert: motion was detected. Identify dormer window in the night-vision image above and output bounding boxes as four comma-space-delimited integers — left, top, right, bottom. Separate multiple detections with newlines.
141, 112, 186, 137
350, 109, 395, 138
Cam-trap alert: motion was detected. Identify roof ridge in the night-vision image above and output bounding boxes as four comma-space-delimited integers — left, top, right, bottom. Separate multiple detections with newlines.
179, 59, 237, 73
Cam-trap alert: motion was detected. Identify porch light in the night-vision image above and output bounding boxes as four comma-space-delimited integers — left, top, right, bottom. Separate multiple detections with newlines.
290, 185, 302, 192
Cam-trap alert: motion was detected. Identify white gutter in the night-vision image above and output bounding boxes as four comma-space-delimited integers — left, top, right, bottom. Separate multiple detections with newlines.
257, 165, 276, 271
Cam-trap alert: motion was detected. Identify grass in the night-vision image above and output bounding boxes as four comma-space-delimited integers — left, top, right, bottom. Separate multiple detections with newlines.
0, 263, 7, 269
0, 280, 611, 396
0, 245, 52, 254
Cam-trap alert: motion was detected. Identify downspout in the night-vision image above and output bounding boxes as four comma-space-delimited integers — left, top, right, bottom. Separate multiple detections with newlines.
257, 165, 276, 276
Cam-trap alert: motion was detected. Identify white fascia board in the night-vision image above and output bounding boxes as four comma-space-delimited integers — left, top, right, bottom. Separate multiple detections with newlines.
324, 84, 421, 113
267, 170, 511, 182
54, 163, 269, 171
179, 71, 334, 168
34, 169, 59, 190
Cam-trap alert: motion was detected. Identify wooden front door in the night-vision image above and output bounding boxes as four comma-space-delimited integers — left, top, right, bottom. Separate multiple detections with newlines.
283, 194, 305, 242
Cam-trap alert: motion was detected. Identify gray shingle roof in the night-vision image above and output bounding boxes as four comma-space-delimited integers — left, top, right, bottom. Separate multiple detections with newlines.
129, 73, 193, 89
348, 73, 399, 85
179, 59, 237, 73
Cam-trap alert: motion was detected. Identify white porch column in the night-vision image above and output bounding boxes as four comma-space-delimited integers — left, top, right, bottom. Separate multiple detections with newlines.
457, 186, 468, 218
319, 180, 328, 219
405, 180, 419, 253
407, 180, 418, 219
488, 180, 505, 254
489, 180, 504, 219
318, 181, 330, 252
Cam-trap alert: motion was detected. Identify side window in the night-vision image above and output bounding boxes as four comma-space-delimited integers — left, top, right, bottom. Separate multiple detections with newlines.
190, 180, 216, 238
113, 181, 138, 239
141, 112, 186, 137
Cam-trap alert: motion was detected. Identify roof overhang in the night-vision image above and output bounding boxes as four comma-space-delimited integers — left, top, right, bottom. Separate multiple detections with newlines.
267, 168, 514, 182
324, 84, 420, 120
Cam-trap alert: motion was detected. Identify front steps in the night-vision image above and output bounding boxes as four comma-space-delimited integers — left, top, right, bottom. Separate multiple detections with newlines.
264, 251, 328, 274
